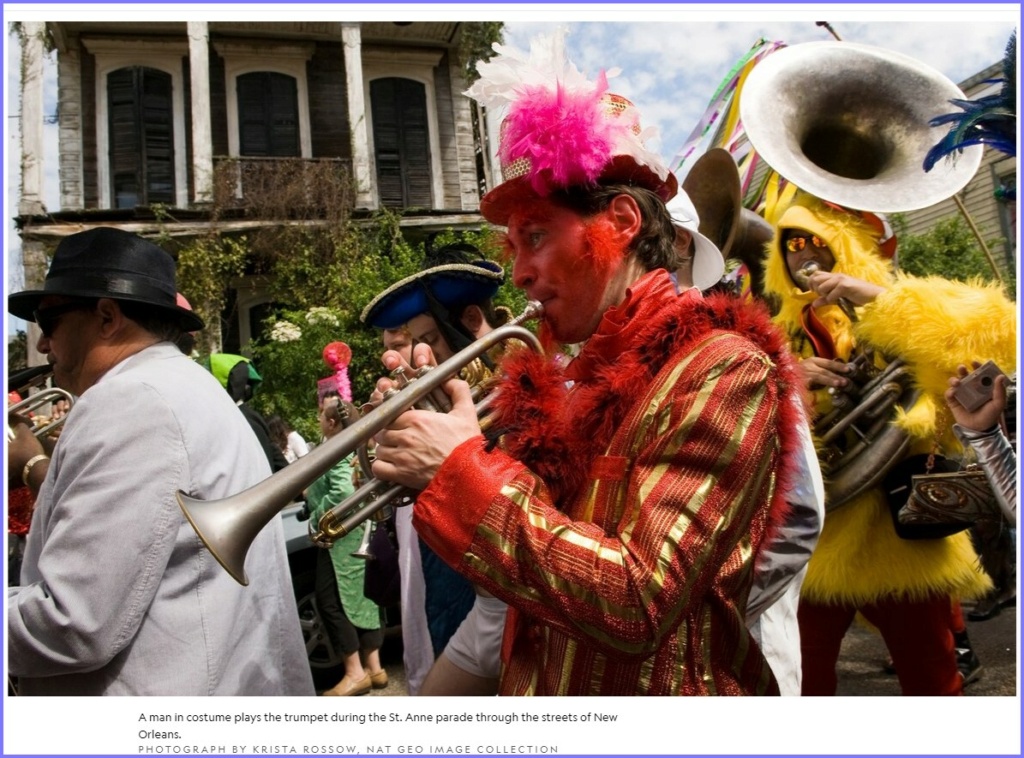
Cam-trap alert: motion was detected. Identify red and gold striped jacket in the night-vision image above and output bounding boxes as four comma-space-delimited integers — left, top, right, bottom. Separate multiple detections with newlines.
414, 270, 803, 695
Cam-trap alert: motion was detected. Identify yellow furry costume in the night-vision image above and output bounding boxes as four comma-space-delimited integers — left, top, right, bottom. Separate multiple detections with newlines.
763, 195, 1016, 606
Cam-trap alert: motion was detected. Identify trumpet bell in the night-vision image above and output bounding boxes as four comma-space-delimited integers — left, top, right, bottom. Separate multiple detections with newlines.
739, 41, 983, 212
177, 491, 254, 585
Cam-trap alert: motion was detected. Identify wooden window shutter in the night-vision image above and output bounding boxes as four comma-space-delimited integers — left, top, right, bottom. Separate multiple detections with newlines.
237, 72, 299, 157
107, 66, 175, 208
371, 77, 431, 208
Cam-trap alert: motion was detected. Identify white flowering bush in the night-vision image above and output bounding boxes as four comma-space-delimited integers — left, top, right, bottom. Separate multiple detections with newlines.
305, 307, 340, 327
269, 320, 303, 343
245, 223, 524, 441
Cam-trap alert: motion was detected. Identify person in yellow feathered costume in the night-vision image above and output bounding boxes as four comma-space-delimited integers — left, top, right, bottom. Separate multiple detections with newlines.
762, 193, 1016, 695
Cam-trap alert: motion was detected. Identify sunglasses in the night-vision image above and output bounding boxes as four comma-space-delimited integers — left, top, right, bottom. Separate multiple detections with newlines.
784, 234, 827, 254
33, 301, 96, 338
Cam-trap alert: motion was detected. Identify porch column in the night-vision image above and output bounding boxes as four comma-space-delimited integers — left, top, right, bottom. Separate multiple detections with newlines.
188, 21, 214, 204
341, 22, 376, 210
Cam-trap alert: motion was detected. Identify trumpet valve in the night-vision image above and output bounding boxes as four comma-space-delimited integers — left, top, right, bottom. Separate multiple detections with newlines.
351, 520, 376, 561
390, 366, 411, 388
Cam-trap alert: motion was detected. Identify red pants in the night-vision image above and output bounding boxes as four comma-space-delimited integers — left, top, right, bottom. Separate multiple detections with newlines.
799, 594, 963, 696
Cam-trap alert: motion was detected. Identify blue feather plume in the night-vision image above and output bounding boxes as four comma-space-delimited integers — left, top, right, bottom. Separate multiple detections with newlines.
924, 32, 1016, 171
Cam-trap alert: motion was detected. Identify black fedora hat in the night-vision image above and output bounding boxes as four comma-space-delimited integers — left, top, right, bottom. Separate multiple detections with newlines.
8, 227, 204, 333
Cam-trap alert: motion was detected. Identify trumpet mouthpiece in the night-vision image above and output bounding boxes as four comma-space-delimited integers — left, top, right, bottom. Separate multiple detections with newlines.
795, 260, 821, 288
512, 300, 544, 325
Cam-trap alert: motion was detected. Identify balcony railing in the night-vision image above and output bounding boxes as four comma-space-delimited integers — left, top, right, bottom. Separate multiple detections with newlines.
212, 156, 354, 219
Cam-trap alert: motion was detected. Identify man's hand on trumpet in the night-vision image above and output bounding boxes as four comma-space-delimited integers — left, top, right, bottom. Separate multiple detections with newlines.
370, 342, 483, 491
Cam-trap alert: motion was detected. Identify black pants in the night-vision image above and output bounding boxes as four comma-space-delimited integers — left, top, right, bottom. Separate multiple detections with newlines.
315, 548, 383, 657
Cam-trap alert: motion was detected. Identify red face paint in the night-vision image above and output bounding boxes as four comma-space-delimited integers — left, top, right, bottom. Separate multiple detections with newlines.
506, 199, 628, 345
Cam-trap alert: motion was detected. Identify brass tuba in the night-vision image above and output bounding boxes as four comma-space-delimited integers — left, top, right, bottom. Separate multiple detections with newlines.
178, 302, 543, 585
737, 40, 983, 511
811, 353, 921, 512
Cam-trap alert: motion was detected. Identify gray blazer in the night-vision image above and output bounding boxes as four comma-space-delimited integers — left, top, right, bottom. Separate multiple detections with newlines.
8, 343, 314, 695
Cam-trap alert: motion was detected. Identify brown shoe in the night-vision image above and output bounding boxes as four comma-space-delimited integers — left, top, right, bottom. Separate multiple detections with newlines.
369, 670, 389, 689
322, 673, 371, 696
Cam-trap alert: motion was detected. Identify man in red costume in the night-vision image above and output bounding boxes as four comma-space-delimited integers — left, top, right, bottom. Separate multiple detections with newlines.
371, 32, 804, 695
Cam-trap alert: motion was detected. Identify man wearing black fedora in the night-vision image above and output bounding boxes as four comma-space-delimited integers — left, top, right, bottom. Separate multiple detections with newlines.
361, 241, 510, 696
6, 227, 313, 695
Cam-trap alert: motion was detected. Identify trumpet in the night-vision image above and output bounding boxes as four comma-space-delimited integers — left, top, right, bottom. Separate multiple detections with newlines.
7, 386, 75, 442
310, 366, 507, 550
177, 301, 544, 585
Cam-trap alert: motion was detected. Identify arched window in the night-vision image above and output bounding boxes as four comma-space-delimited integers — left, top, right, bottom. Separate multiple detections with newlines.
107, 66, 175, 208
237, 72, 300, 157
370, 77, 432, 208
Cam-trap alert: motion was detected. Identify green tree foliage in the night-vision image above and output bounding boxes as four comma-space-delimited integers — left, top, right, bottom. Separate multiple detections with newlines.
245, 216, 525, 441
175, 234, 249, 354
246, 305, 351, 442
891, 213, 1016, 300
7, 331, 28, 373
458, 22, 504, 83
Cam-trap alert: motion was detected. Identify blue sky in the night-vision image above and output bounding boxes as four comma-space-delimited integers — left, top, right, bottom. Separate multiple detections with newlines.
5, 6, 1018, 336
503, 18, 1016, 168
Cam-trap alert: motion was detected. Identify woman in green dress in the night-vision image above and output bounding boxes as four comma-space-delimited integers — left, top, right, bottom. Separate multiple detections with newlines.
307, 393, 387, 696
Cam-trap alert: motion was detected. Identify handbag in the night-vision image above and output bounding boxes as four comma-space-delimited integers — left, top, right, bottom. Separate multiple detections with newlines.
885, 453, 998, 540
362, 516, 402, 607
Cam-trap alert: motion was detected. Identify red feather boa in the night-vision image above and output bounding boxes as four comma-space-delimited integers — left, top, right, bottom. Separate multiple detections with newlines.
486, 288, 804, 554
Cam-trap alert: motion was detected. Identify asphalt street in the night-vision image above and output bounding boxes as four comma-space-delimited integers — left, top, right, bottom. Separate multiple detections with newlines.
359, 598, 1018, 697
835, 597, 1017, 696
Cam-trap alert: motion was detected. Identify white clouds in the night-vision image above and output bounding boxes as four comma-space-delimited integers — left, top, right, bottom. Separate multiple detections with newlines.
501, 19, 1017, 176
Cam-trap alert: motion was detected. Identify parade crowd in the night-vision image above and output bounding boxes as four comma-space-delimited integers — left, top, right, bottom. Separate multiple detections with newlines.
5, 30, 1017, 698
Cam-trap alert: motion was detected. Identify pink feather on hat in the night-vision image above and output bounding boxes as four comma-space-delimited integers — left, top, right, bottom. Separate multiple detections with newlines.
501, 73, 616, 195
465, 27, 676, 226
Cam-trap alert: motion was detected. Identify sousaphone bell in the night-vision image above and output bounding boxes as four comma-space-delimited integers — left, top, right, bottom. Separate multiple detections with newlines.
738, 40, 983, 213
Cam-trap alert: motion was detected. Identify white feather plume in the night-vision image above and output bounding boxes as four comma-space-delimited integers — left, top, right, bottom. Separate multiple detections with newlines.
466, 27, 619, 114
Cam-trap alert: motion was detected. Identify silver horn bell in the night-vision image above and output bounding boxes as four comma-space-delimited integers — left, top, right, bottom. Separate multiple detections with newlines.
739, 40, 983, 213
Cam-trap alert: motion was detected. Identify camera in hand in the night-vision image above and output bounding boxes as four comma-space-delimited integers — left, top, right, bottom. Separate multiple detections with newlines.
953, 360, 1006, 413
